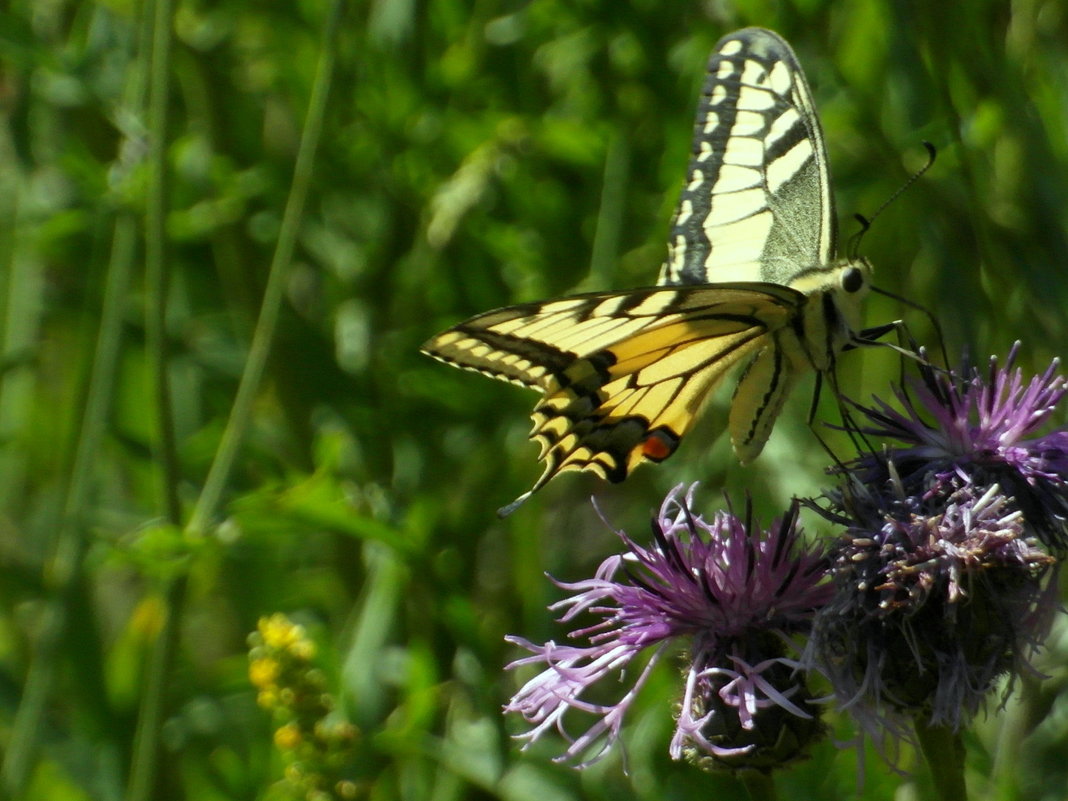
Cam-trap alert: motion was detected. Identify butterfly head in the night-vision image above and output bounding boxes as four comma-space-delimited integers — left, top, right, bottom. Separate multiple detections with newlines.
839, 257, 872, 295
837, 258, 871, 305
828, 257, 873, 334
784, 256, 872, 335
786, 257, 871, 295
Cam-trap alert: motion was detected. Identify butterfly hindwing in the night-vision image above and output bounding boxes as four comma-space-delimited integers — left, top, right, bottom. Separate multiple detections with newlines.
421, 284, 807, 514
729, 334, 800, 464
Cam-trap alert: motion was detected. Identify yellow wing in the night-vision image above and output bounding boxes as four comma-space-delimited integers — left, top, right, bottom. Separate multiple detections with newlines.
422, 283, 804, 515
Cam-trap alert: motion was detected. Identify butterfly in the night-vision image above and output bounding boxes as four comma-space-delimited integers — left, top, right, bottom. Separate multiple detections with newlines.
423, 28, 878, 516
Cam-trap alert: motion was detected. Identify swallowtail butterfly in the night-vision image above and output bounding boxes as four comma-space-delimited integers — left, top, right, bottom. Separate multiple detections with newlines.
423, 28, 874, 515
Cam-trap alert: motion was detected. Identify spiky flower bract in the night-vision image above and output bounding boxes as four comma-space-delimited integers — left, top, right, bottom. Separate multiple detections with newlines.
504, 484, 832, 772
810, 478, 1056, 744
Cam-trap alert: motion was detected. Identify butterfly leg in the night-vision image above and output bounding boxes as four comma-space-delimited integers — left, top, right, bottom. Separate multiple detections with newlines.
867, 284, 950, 370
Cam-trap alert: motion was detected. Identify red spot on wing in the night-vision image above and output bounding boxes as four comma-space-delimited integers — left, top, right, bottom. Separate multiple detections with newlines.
641, 427, 680, 462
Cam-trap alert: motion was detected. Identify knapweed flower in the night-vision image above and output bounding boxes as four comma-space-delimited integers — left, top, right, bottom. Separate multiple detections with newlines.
504, 484, 833, 772
845, 343, 1068, 551
808, 345, 1065, 752
809, 478, 1057, 747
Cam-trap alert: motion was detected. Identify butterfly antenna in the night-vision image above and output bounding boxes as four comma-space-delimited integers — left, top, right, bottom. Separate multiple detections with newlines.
848, 141, 938, 261
846, 213, 870, 262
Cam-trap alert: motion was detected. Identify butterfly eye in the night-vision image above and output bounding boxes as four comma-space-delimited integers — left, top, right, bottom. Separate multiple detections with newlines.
841, 266, 865, 294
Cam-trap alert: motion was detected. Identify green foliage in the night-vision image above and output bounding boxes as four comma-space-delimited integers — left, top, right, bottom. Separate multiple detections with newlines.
2, 0, 1068, 799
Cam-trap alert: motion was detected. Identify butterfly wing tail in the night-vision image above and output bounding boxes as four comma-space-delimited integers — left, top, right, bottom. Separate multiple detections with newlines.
497, 489, 535, 518
497, 403, 647, 517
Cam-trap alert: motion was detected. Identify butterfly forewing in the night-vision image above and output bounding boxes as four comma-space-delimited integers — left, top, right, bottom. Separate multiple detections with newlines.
659, 28, 834, 287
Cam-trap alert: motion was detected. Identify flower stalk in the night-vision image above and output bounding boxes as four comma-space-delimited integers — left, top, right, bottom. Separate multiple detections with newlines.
914, 719, 966, 801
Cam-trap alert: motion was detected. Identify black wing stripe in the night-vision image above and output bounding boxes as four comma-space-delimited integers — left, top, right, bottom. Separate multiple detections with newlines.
764, 113, 809, 162
738, 341, 784, 446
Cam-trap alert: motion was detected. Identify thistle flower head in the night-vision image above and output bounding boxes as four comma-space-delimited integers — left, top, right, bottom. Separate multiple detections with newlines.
809, 467, 1058, 750
846, 344, 1068, 550
504, 485, 832, 771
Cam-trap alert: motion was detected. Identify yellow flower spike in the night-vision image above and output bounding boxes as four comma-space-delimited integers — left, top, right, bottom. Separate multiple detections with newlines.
289, 637, 316, 661
334, 721, 358, 742
259, 613, 302, 650
283, 762, 305, 784
248, 657, 281, 689
274, 722, 303, 751
336, 780, 359, 799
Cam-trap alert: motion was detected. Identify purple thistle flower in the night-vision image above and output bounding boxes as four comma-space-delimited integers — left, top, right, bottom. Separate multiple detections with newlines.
809, 457, 1059, 752
504, 484, 833, 771
845, 343, 1068, 550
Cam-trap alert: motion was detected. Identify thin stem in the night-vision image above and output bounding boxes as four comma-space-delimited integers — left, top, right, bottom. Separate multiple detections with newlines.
739, 770, 777, 801
0, 174, 139, 801
143, 0, 181, 526
185, 0, 345, 537
914, 718, 967, 801
585, 129, 629, 290
990, 671, 1037, 789
125, 0, 180, 796
124, 582, 184, 801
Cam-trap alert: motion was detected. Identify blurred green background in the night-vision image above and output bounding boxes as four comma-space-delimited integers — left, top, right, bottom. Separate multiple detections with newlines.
2, 0, 1068, 799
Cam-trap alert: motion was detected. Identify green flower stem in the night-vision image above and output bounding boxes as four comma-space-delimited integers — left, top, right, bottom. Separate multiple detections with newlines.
914, 718, 967, 801
125, 0, 179, 795
740, 770, 778, 801
585, 129, 629, 290
185, 0, 345, 537
143, 0, 181, 528
125, 580, 184, 801
0, 185, 139, 799
991, 672, 1037, 791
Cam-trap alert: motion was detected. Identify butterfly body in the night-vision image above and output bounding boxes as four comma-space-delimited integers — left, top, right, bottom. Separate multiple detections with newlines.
422, 28, 874, 515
